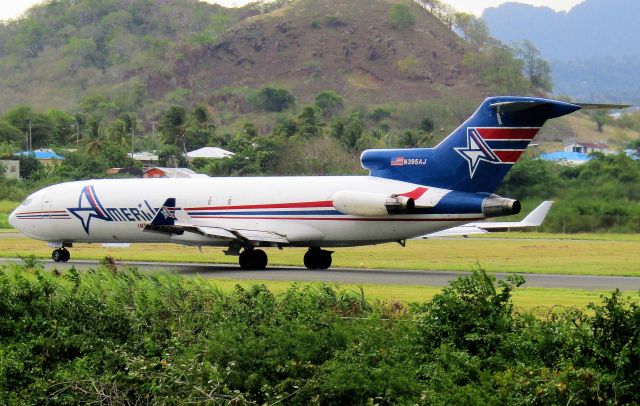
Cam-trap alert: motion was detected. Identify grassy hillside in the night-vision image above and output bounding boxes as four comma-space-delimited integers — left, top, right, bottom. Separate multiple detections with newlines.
0, 0, 487, 114
537, 112, 640, 152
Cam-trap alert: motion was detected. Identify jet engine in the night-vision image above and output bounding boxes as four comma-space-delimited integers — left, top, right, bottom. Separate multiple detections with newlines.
482, 197, 521, 217
332, 191, 416, 216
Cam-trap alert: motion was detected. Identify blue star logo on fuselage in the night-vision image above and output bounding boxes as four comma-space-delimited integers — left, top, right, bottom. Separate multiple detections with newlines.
68, 186, 112, 234
454, 128, 501, 178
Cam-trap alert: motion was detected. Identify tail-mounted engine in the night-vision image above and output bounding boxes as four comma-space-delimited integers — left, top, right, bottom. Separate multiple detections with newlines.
332, 191, 416, 216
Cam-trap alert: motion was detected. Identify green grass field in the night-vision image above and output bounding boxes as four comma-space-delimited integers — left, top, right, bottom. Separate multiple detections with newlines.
197, 278, 631, 311
0, 200, 19, 229
1, 220, 638, 309
0, 232, 638, 275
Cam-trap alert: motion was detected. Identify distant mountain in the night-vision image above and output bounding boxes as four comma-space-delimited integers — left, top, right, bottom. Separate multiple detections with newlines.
482, 0, 640, 60
483, 0, 640, 103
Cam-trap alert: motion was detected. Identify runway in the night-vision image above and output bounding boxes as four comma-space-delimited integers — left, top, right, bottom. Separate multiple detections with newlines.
2, 258, 640, 291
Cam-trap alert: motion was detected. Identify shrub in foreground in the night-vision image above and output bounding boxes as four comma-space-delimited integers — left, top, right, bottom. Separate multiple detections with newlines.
0, 260, 638, 404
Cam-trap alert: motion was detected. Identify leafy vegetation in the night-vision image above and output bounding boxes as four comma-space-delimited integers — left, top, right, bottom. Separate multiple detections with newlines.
1, 262, 639, 404
500, 152, 640, 232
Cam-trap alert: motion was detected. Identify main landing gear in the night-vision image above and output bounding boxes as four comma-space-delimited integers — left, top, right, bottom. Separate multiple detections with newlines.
235, 247, 334, 270
52, 248, 70, 263
239, 248, 268, 270
304, 248, 333, 270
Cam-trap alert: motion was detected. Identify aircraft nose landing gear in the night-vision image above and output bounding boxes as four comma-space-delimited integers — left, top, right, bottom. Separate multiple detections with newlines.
304, 248, 333, 270
239, 248, 268, 270
52, 248, 70, 263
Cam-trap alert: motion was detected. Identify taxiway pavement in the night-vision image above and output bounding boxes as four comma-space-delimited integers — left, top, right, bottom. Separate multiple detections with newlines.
1, 258, 639, 291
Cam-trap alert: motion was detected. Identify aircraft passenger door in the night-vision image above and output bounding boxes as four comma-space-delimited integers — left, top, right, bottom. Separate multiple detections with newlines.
41, 192, 53, 219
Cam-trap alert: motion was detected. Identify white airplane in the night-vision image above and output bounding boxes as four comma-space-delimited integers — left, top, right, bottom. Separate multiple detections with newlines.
421, 200, 553, 238
7, 97, 604, 270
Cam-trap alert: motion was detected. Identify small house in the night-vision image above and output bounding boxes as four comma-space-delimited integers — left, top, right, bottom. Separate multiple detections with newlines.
563, 142, 609, 155
0, 160, 20, 179
186, 147, 234, 162
15, 149, 65, 166
143, 167, 208, 178
129, 151, 159, 167
540, 151, 592, 165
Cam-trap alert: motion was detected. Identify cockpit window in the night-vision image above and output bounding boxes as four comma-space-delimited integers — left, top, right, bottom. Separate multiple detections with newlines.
21, 198, 33, 206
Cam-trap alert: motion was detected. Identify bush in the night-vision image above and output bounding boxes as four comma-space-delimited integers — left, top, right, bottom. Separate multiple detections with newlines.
252, 87, 295, 112
1, 263, 639, 404
388, 4, 416, 30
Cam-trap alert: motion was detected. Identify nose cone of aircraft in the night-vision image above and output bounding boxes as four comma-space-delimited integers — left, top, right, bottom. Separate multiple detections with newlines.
8, 208, 19, 230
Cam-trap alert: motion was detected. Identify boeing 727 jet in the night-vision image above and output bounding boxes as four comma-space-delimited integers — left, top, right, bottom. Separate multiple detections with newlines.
9, 97, 610, 270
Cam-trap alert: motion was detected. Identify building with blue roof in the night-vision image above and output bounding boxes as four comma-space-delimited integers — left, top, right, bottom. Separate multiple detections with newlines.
539, 151, 592, 165
15, 149, 65, 165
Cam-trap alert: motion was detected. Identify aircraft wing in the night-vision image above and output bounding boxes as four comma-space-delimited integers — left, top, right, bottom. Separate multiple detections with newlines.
421, 201, 553, 239
143, 198, 290, 245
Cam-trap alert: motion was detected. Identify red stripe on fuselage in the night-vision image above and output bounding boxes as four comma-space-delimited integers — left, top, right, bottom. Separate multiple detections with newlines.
185, 200, 335, 211
399, 187, 428, 200
477, 128, 539, 140
186, 188, 431, 212
189, 216, 483, 222
16, 210, 67, 216
494, 150, 525, 163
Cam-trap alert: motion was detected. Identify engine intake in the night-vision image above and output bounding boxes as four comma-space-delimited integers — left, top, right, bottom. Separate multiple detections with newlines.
332, 191, 415, 216
482, 197, 521, 218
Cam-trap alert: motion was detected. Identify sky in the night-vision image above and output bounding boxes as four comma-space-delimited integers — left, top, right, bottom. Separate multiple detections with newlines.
0, 0, 585, 21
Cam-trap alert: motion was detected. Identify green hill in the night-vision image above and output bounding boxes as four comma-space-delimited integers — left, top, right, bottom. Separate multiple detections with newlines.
0, 0, 492, 115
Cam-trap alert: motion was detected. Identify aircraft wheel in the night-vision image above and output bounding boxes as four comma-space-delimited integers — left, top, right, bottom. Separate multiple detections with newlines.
239, 249, 268, 270
318, 250, 332, 270
239, 250, 252, 270
304, 248, 332, 270
250, 249, 268, 270
60, 248, 70, 262
303, 249, 318, 269
52, 249, 62, 263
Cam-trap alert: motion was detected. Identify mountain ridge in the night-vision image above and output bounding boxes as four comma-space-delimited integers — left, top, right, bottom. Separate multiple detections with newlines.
482, 0, 640, 103
0, 0, 489, 115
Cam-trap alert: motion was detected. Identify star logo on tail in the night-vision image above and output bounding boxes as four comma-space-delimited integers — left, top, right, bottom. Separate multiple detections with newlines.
68, 186, 112, 234
454, 128, 501, 178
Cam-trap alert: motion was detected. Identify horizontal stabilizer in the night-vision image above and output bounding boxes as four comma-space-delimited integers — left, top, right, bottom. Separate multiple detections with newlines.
420, 200, 553, 239
521, 201, 554, 226
576, 103, 632, 110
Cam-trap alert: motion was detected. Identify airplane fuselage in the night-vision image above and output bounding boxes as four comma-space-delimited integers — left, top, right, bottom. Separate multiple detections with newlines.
10, 176, 483, 247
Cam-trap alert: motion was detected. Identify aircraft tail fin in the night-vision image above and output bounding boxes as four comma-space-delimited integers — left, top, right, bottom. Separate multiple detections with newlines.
361, 97, 583, 193
149, 198, 177, 227
521, 201, 554, 226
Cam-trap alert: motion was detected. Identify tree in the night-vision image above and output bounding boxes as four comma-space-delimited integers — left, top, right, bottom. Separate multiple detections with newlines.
253, 87, 295, 112
331, 113, 364, 153
3, 106, 53, 149
369, 107, 392, 122
388, 4, 416, 30
185, 105, 215, 150
591, 110, 612, 133
158, 145, 187, 167
517, 40, 553, 92
314, 91, 344, 118
82, 116, 105, 156
455, 13, 490, 48
418, 117, 434, 133
0, 121, 23, 145
159, 106, 187, 152
46, 110, 75, 147
16, 154, 42, 180
297, 107, 320, 137
398, 130, 422, 148
464, 45, 529, 94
